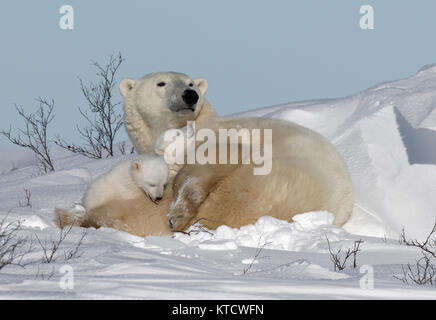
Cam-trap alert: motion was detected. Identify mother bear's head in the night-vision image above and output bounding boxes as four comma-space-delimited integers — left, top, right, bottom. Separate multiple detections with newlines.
120, 72, 216, 154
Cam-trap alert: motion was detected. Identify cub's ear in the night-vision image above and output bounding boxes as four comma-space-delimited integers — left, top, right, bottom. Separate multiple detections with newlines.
193, 78, 208, 96
186, 123, 195, 139
131, 160, 142, 171
120, 78, 136, 97
154, 135, 165, 155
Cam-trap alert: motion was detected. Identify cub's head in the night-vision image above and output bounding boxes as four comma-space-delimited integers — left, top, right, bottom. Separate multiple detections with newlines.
130, 154, 169, 203
120, 72, 208, 122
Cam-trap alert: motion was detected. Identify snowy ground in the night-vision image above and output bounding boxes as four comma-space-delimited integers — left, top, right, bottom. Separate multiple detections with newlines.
0, 65, 435, 299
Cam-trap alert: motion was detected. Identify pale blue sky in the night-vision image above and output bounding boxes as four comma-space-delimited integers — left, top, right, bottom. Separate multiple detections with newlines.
1, 0, 436, 145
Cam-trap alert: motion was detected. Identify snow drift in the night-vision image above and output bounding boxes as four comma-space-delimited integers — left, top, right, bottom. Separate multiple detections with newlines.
238, 64, 436, 240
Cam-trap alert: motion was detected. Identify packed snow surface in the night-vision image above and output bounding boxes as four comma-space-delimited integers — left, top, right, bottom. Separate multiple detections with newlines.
0, 65, 435, 299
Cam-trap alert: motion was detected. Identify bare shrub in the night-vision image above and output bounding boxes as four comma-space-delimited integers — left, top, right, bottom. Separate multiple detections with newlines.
35, 217, 87, 264
1, 98, 55, 173
0, 217, 31, 270
399, 222, 436, 259
64, 229, 87, 261
35, 265, 56, 280
118, 141, 126, 155
18, 188, 32, 208
325, 236, 363, 271
55, 52, 124, 159
395, 222, 436, 285
394, 253, 436, 285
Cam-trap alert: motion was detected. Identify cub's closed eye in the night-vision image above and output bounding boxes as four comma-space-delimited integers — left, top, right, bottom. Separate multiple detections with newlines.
157, 81, 166, 87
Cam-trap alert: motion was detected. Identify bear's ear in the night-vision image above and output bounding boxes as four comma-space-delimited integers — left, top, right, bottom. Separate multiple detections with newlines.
131, 160, 142, 171
120, 78, 136, 97
194, 78, 208, 96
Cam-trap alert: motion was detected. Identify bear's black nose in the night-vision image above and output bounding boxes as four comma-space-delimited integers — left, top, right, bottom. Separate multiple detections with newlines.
155, 196, 162, 201
182, 89, 199, 107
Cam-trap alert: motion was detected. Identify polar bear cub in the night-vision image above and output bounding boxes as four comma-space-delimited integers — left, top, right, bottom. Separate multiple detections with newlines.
83, 154, 169, 212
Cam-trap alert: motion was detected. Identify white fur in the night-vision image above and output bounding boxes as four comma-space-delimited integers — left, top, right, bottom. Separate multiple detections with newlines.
167, 117, 354, 230
120, 72, 216, 154
82, 154, 169, 211
154, 123, 195, 181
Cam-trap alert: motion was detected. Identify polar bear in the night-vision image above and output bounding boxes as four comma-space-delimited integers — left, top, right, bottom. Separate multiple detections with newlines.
116, 71, 353, 235
120, 72, 217, 154
56, 154, 172, 235
167, 117, 353, 231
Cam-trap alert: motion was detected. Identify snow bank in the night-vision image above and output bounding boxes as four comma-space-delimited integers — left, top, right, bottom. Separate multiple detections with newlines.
174, 212, 353, 252
0, 146, 35, 174
238, 65, 436, 240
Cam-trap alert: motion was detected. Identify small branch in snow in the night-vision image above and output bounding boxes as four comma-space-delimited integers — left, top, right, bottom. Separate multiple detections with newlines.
399, 222, 436, 259
394, 253, 436, 286
395, 221, 436, 285
64, 229, 87, 261
243, 237, 268, 275
174, 218, 217, 236
0, 216, 33, 270
325, 235, 363, 271
35, 222, 74, 264
18, 188, 32, 209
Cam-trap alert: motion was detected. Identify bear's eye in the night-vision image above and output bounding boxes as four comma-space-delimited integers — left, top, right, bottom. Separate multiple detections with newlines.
149, 183, 156, 187
188, 83, 194, 87
157, 81, 166, 87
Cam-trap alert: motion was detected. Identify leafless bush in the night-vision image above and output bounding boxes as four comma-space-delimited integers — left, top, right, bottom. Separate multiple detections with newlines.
0, 217, 31, 270
55, 52, 124, 159
399, 222, 436, 259
118, 141, 126, 155
395, 222, 436, 285
325, 236, 363, 271
64, 229, 87, 261
35, 227, 69, 264
35, 265, 56, 280
35, 217, 87, 264
1, 98, 55, 173
18, 188, 32, 208
394, 253, 436, 285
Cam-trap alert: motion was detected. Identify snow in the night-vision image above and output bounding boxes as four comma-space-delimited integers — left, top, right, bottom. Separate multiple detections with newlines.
238, 65, 436, 240
0, 65, 435, 299
175, 213, 351, 252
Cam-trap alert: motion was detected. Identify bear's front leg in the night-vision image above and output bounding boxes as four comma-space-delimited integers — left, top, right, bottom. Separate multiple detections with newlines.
168, 162, 240, 231
167, 176, 209, 231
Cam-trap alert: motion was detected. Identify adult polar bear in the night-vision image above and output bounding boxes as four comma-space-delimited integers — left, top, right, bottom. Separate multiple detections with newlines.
120, 71, 353, 233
